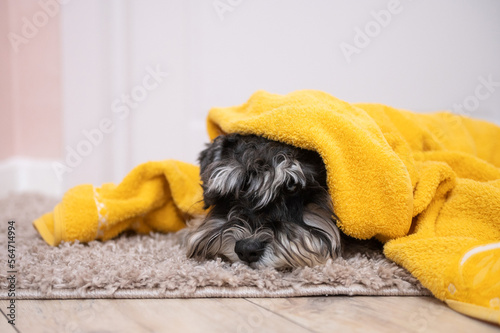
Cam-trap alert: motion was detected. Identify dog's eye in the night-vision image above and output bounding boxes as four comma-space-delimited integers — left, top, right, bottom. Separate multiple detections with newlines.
285, 179, 298, 193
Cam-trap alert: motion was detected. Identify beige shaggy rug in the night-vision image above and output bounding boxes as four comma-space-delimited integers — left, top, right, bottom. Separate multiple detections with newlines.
0, 193, 430, 299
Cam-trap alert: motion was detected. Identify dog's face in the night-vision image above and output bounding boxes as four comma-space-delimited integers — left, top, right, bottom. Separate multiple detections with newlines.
183, 134, 341, 269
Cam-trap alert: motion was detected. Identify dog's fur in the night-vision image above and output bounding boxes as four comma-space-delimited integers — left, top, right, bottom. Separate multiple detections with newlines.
182, 134, 341, 269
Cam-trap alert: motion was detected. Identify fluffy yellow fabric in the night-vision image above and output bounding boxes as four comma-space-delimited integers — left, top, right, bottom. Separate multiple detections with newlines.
34, 160, 204, 246
206, 90, 500, 324
34, 89, 499, 324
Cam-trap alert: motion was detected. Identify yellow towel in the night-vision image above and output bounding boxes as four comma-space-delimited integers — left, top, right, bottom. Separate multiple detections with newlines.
206, 90, 500, 324
34, 90, 500, 324
34, 160, 205, 246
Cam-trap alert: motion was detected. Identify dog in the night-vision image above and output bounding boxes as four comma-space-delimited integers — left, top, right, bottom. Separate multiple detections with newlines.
182, 133, 342, 269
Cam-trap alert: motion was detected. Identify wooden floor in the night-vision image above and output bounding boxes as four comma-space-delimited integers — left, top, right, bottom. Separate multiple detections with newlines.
1, 296, 498, 333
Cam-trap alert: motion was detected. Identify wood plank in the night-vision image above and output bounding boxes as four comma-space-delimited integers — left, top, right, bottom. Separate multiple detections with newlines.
247, 296, 500, 333
0, 307, 18, 333
0, 298, 310, 333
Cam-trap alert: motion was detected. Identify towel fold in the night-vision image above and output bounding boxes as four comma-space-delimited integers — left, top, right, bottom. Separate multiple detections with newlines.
34, 160, 204, 246
34, 90, 500, 324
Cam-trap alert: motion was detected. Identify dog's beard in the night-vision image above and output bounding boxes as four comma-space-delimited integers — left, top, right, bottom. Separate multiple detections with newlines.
181, 134, 342, 269
183, 199, 341, 269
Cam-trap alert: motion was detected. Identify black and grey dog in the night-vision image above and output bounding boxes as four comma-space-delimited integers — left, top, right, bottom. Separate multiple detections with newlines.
183, 134, 342, 269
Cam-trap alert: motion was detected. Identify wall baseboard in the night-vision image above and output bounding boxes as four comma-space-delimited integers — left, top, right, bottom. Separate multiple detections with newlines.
0, 157, 63, 199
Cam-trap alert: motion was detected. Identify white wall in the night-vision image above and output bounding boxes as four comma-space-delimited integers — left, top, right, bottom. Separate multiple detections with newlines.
186, 0, 500, 120
60, 0, 500, 190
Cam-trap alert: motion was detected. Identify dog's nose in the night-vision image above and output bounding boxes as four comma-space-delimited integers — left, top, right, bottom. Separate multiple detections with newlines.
234, 239, 266, 263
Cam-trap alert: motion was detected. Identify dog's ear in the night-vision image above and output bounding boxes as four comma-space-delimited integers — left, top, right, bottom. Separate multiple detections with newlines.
198, 134, 240, 173
198, 134, 241, 209
198, 143, 217, 174
297, 149, 328, 188
198, 141, 221, 209
199, 136, 223, 173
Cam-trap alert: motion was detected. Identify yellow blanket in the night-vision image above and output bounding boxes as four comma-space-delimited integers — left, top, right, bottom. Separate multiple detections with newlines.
34, 90, 500, 324
34, 160, 205, 245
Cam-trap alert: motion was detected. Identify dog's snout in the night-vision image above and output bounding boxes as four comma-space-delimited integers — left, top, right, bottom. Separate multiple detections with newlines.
234, 239, 266, 263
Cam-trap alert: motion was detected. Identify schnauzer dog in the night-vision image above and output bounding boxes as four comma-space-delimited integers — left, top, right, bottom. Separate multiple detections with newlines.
182, 134, 341, 269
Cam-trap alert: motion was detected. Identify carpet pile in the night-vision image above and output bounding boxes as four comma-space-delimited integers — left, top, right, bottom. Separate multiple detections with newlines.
0, 194, 429, 299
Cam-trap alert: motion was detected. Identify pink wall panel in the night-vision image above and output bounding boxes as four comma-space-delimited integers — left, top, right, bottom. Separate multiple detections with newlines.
0, 0, 16, 159
0, 0, 62, 160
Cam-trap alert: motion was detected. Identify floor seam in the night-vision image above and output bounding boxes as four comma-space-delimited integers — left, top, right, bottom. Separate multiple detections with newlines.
0, 306, 21, 333
243, 298, 318, 333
